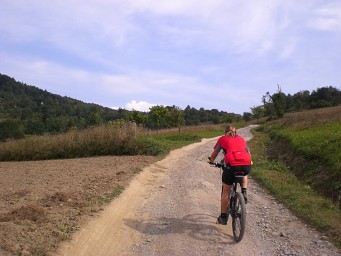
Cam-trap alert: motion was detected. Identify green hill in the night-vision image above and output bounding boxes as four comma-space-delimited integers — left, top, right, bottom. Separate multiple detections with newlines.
0, 73, 130, 138
0, 73, 243, 141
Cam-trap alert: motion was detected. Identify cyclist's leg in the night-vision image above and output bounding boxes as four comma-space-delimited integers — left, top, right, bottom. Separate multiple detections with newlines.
218, 167, 233, 224
242, 176, 248, 189
217, 182, 232, 225
242, 165, 251, 203
221, 182, 232, 214
222, 165, 234, 212
242, 177, 248, 203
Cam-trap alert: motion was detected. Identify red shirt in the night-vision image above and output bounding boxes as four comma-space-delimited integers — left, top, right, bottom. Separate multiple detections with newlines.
214, 135, 251, 166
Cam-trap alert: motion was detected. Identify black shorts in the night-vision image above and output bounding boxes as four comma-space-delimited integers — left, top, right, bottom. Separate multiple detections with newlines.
222, 164, 251, 185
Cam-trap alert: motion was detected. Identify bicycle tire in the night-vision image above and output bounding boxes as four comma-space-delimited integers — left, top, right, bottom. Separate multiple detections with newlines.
231, 192, 246, 242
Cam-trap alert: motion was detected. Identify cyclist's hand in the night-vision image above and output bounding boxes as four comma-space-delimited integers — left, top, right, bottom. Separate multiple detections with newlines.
207, 157, 213, 164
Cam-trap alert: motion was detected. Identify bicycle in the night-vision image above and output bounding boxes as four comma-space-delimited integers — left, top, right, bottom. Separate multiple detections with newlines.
210, 160, 246, 242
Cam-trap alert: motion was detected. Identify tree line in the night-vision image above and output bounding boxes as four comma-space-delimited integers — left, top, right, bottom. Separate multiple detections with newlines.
0, 74, 241, 141
245, 85, 341, 121
2, 73, 339, 141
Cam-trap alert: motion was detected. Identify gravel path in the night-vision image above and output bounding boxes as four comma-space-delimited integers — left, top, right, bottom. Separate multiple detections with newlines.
57, 125, 340, 256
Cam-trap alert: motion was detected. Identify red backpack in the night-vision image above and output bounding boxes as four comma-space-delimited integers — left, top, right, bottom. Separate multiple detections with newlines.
216, 135, 251, 166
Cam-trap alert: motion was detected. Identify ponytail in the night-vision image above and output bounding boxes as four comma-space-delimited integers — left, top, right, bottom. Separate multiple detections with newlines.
225, 125, 237, 137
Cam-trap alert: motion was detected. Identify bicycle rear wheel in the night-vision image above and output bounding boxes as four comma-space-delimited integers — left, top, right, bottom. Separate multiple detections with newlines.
231, 192, 246, 242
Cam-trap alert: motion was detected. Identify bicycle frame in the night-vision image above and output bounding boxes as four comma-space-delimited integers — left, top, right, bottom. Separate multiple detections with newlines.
210, 161, 246, 242
231, 173, 244, 195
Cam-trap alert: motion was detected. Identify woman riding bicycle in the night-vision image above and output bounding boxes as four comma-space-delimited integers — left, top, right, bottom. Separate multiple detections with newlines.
208, 125, 252, 225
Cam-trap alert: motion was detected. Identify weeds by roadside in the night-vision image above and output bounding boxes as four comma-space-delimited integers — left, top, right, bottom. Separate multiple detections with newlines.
0, 124, 226, 161
263, 107, 341, 208
249, 127, 341, 248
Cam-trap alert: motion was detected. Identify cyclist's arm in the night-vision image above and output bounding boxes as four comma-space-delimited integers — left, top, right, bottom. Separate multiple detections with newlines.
245, 143, 253, 165
209, 144, 223, 163
209, 149, 219, 163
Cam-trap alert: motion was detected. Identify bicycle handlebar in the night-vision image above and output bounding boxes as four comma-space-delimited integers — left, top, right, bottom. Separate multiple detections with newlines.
208, 157, 223, 168
210, 162, 222, 168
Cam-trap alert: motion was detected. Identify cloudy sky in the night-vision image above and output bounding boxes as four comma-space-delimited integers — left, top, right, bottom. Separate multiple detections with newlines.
1, 1, 340, 114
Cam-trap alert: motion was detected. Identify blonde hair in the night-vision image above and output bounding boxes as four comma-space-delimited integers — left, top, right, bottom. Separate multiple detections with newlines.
225, 125, 237, 137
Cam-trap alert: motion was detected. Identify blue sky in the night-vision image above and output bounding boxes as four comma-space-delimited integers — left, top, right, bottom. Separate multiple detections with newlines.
1, 1, 341, 114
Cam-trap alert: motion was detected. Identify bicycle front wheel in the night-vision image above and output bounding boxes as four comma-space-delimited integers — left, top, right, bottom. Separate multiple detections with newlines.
231, 192, 246, 242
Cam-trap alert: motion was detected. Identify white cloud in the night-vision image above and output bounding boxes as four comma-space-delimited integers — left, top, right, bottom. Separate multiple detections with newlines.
99, 70, 203, 97
311, 14, 341, 31
1, 0, 341, 115
125, 100, 156, 112
310, 2, 341, 31
0, 0, 299, 57
1, 0, 322, 70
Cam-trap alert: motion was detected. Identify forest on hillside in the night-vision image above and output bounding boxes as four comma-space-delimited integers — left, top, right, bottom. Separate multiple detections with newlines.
0, 74, 240, 140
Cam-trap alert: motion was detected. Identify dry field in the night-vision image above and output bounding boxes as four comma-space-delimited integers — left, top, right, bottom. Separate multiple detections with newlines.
0, 155, 157, 256
268, 105, 341, 128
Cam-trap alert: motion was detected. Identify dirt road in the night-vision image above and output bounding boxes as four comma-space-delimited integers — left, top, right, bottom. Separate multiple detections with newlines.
56, 125, 340, 256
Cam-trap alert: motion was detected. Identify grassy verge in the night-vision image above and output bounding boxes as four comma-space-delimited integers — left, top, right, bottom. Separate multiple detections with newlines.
249, 127, 341, 248
0, 124, 226, 161
265, 122, 341, 206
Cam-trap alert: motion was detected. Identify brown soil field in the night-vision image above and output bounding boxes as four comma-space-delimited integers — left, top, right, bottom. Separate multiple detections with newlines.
0, 155, 157, 256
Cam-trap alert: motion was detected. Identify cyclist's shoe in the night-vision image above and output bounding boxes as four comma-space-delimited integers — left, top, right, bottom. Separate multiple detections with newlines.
242, 190, 248, 204
217, 214, 228, 225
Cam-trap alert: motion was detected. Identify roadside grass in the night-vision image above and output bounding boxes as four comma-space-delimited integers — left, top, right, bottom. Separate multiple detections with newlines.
278, 122, 341, 170
263, 107, 341, 207
249, 127, 341, 248
0, 124, 226, 161
99, 186, 124, 205
273, 123, 341, 203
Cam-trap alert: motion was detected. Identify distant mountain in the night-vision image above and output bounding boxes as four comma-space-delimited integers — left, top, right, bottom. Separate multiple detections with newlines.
0, 73, 130, 138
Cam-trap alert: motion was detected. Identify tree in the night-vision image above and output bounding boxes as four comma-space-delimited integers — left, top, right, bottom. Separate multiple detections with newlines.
166, 106, 185, 134
45, 116, 70, 133
243, 112, 252, 122
209, 109, 221, 124
148, 105, 168, 131
24, 118, 46, 135
198, 107, 208, 123
86, 112, 103, 126
262, 91, 274, 117
271, 85, 287, 118
183, 105, 200, 125
0, 119, 25, 141
292, 90, 310, 111
261, 85, 287, 119
129, 110, 146, 125
310, 86, 341, 108
251, 106, 265, 121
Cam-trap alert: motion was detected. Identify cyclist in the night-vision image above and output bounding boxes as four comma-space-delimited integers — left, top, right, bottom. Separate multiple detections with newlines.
208, 125, 252, 225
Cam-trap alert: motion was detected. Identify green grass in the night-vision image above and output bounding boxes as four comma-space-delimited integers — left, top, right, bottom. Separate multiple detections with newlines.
249, 127, 341, 248
279, 122, 341, 169
98, 186, 124, 205
264, 121, 341, 206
